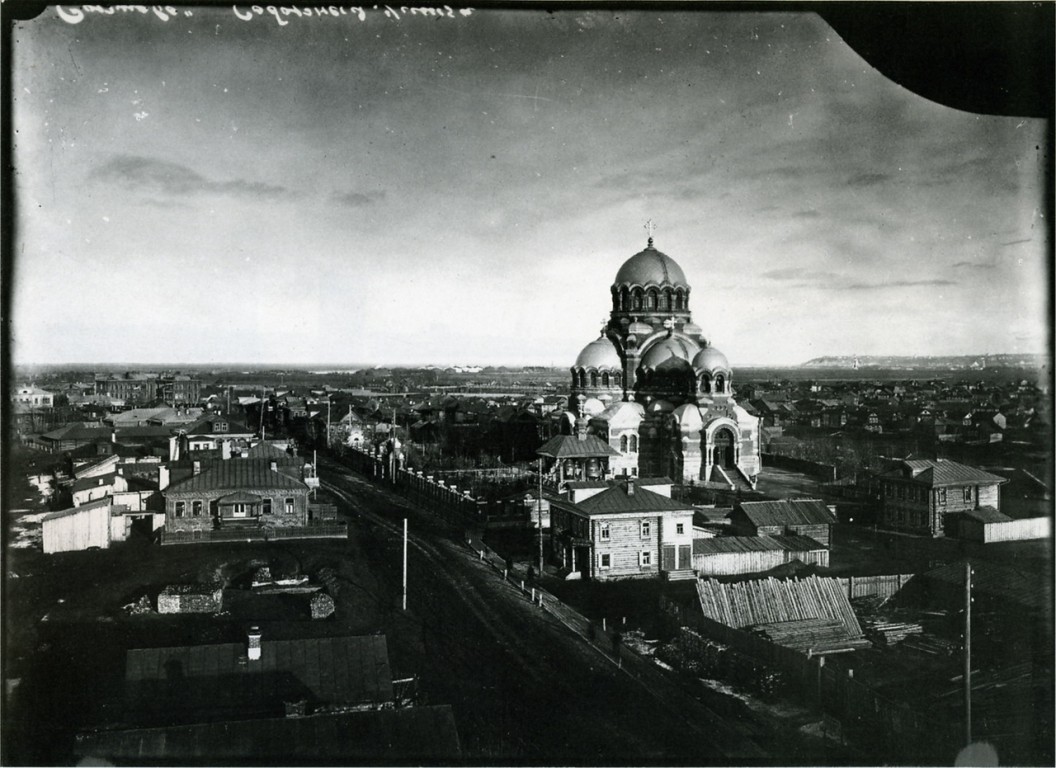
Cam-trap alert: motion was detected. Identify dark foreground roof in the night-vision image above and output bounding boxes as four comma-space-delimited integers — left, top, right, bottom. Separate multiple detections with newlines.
577, 480, 692, 515
126, 635, 392, 720
693, 535, 826, 555
74, 706, 461, 764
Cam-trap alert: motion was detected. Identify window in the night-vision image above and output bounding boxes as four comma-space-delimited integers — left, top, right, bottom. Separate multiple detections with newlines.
629, 435, 638, 452
192, 500, 203, 517
640, 550, 652, 567
174, 501, 185, 518
214, 421, 228, 433
600, 523, 610, 541
285, 497, 295, 514
263, 498, 272, 515
640, 520, 651, 538
963, 487, 972, 503
676, 523, 684, 535
620, 435, 628, 452
937, 488, 947, 504
600, 553, 611, 569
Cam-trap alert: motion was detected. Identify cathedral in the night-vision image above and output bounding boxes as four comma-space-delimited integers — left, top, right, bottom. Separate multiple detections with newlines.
560, 228, 761, 488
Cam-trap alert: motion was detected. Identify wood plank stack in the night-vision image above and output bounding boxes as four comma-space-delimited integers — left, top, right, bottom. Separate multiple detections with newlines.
864, 620, 923, 646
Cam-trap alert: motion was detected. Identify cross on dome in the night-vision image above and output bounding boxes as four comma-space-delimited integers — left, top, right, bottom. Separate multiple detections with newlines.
663, 318, 675, 335
600, 319, 609, 337
644, 219, 657, 247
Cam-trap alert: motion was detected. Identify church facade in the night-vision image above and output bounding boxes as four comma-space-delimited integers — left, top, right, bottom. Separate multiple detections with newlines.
561, 232, 761, 488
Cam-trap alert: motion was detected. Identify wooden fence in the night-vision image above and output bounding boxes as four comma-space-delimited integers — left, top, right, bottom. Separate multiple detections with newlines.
977, 515, 1051, 543
161, 522, 347, 546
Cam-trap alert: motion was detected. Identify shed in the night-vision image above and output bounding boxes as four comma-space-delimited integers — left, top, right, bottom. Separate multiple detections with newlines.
692, 534, 829, 576
42, 498, 112, 554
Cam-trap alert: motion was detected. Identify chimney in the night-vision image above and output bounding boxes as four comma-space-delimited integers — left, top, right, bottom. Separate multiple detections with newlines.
247, 626, 262, 661
627, 477, 635, 496
270, 461, 278, 473
168, 435, 179, 462
111, 428, 117, 444
192, 460, 201, 476
159, 465, 170, 491
221, 440, 231, 461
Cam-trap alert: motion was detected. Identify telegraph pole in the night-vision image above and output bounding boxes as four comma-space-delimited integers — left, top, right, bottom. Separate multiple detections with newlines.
537, 457, 544, 576
964, 561, 972, 745
402, 518, 408, 611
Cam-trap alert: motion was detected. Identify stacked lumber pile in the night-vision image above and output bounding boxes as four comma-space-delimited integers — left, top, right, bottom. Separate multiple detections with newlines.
696, 575, 867, 652
749, 618, 872, 653
864, 620, 924, 646
901, 633, 959, 657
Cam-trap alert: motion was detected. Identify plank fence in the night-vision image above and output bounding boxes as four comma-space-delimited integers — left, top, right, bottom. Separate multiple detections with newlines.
161, 522, 347, 546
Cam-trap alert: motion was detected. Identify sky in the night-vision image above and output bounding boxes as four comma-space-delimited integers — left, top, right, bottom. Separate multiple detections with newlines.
10, 6, 1051, 367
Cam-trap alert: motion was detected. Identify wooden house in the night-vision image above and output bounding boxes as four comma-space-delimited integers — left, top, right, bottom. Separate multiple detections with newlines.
549, 477, 695, 581
875, 457, 1008, 537
727, 499, 837, 547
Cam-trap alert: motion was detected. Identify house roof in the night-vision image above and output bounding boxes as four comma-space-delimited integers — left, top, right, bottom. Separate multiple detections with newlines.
71, 472, 121, 493
125, 634, 393, 717
734, 499, 836, 528
879, 458, 1009, 487
43, 496, 112, 521
961, 506, 1013, 524
536, 434, 621, 459
40, 423, 110, 442
245, 441, 294, 459
693, 534, 825, 555
73, 454, 120, 478
74, 706, 462, 763
183, 414, 254, 436
166, 458, 307, 494
577, 480, 692, 515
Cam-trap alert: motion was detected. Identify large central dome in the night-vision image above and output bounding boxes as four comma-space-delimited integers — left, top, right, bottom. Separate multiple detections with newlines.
613, 245, 689, 289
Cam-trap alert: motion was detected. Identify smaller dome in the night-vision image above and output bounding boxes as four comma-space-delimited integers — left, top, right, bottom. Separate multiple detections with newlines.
582, 397, 605, 416
574, 337, 621, 369
640, 335, 701, 369
682, 321, 704, 338
692, 346, 730, 373
672, 403, 704, 430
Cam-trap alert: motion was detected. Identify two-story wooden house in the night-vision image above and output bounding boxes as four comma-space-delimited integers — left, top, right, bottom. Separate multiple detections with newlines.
549, 477, 695, 581
874, 457, 1008, 537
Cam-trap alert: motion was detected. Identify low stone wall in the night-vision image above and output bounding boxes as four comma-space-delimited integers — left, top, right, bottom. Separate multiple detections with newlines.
157, 583, 223, 614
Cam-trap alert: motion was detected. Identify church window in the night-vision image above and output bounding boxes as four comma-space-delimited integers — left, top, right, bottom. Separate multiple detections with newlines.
614, 372, 621, 386
602, 372, 610, 387
632, 289, 643, 310
700, 375, 711, 393
589, 371, 598, 387
659, 290, 669, 310
715, 374, 725, 393
620, 435, 628, 452
629, 434, 638, 452
645, 289, 657, 310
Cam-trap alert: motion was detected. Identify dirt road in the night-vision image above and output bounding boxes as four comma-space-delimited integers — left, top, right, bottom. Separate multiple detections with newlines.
320, 458, 775, 764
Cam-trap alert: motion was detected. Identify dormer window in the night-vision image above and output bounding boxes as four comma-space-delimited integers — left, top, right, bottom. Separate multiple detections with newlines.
214, 421, 228, 433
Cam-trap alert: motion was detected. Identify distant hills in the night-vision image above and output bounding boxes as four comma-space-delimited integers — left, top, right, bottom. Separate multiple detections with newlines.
801, 354, 1050, 370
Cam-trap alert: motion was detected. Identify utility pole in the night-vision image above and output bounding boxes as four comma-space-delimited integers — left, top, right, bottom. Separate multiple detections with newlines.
327, 396, 332, 449
402, 518, 408, 611
964, 561, 972, 746
537, 456, 544, 576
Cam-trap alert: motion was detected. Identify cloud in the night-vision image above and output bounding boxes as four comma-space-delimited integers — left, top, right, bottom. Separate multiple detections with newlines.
90, 154, 289, 200
762, 268, 840, 282
953, 261, 996, 270
791, 209, 821, 219
332, 190, 387, 208
1002, 238, 1032, 247
845, 172, 889, 188
841, 279, 957, 291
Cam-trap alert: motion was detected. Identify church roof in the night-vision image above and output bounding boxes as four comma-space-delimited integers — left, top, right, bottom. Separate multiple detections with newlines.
639, 334, 700, 369
574, 336, 622, 369
613, 244, 689, 288
692, 346, 730, 373
536, 434, 620, 459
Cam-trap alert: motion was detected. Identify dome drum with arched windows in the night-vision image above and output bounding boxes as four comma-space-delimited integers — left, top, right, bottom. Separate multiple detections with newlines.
558, 230, 760, 488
